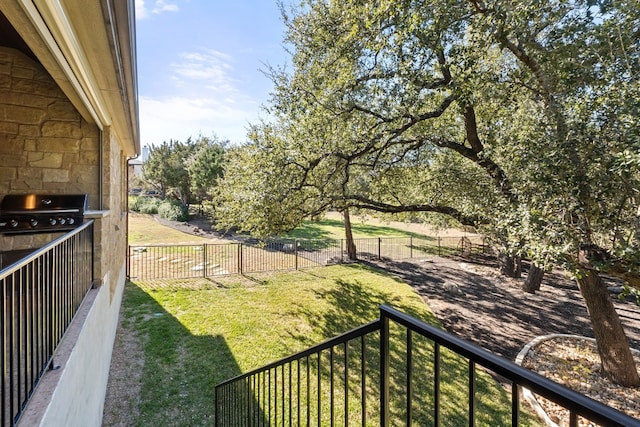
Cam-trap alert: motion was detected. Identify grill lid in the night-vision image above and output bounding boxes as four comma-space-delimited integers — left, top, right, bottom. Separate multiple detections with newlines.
0, 194, 88, 214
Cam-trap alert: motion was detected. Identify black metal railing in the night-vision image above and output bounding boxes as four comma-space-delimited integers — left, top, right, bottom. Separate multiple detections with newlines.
215, 305, 639, 427
128, 235, 486, 280
1, 221, 94, 427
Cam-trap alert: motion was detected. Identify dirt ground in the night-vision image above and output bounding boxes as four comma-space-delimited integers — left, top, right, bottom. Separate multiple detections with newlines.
365, 255, 640, 360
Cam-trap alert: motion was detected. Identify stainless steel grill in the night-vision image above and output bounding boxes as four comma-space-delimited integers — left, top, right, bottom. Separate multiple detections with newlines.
0, 194, 88, 234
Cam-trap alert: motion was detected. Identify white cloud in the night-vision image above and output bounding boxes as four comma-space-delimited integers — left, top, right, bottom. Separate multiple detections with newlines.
152, 0, 179, 14
135, 0, 148, 19
140, 50, 267, 145
171, 49, 236, 93
139, 96, 258, 145
135, 0, 179, 20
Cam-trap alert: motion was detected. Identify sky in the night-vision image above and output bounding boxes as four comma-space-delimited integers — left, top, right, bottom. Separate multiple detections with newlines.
134, 0, 290, 148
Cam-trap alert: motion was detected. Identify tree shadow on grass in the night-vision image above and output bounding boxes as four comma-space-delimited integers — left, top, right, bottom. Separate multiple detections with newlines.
280, 265, 538, 426
104, 281, 266, 427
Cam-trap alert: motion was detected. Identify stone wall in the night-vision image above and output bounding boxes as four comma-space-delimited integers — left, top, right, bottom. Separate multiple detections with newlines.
0, 47, 100, 202
0, 47, 100, 250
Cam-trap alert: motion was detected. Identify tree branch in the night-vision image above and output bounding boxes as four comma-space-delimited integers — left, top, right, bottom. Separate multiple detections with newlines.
342, 195, 483, 227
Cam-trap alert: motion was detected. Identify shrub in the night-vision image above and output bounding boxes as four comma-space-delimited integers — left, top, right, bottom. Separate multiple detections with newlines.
128, 196, 142, 212
158, 200, 189, 222
138, 197, 161, 214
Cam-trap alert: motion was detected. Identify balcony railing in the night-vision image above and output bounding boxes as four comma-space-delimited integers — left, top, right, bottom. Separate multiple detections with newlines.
1, 221, 94, 427
215, 305, 639, 427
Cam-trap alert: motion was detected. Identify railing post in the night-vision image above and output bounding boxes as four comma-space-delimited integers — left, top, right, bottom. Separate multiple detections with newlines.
238, 244, 243, 275
380, 309, 390, 427
378, 237, 381, 260
126, 244, 130, 279
215, 386, 221, 427
295, 240, 298, 270
341, 239, 344, 263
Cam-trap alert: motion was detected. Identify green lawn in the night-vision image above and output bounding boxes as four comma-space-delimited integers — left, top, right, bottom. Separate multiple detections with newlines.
283, 218, 431, 240
120, 212, 533, 425
121, 264, 539, 426
128, 213, 213, 245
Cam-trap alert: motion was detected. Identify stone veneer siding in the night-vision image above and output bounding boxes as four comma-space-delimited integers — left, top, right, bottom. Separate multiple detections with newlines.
0, 47, 131, 426
0, 47, 100, 250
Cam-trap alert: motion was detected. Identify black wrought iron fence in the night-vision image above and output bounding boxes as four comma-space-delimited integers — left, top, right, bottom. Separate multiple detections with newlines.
128, 235, 486, 280
215, 305, 639, 427
1, 221, 94, 427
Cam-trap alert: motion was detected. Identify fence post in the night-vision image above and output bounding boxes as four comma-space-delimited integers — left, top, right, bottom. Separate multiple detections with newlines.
438, 237, 442, 256
378, 237, 382, 260
238, 243, 243, 275
410, 237, 413, 259
202, 244, 207, 278
295, 239, 298, 270
341, 239, 344, 263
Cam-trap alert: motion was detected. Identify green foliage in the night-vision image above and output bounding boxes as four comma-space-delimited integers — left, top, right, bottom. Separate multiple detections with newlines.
143, 135, 227, 205
157, 200, 189, 222
222, 0, 640, 279
186, 136, 226, 202
127, 195, 141, 211
129, 196, 162, 215
212, 0, 640, 381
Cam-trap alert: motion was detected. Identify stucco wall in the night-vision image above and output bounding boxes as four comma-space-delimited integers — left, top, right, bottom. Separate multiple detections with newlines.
0, 47, 130, 426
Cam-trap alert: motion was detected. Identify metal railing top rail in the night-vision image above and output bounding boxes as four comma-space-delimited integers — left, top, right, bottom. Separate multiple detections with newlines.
380, 304, 639, 427
215, 320, 380, 390
0, 220, 94, 279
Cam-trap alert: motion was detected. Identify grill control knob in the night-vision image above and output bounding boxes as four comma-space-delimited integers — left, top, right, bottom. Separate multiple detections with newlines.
29, 218, 38, 227
67, 217, 75, 225
9, 219, 19, 228
58, 217, 66, 225
49, 217, 57, 226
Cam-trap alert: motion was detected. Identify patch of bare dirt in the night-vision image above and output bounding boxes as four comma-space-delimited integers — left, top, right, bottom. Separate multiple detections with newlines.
367, 256, 640, 423
102, 308, 145, 426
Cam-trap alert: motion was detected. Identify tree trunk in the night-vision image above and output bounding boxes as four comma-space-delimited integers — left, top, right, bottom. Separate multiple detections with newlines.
500, 253, 522, 278
343, 209, 357, 260
577, 268, 640, 386
523, 263, 544, 293
513, 256, 522, 278
500, 253, 514, 276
